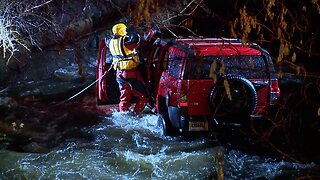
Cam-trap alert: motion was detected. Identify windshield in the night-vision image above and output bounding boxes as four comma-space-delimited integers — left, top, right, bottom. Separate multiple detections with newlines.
184, 55, 268, 80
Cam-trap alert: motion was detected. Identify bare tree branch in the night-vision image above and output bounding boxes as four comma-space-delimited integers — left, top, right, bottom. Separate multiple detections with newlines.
24, 0, 53, 13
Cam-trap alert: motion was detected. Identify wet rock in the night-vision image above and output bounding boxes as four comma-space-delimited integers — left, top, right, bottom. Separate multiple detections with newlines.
0, 97, 18, 107
20, 142, 51, 153
0, 79, 95, 101
54, 66, 82, 82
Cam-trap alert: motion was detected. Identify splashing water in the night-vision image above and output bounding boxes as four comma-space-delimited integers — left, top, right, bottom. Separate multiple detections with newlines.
0, 111, 314, 179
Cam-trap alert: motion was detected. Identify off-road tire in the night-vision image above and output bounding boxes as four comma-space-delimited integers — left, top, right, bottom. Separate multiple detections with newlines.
157, 96, 180, 136
209, 75, 258, 119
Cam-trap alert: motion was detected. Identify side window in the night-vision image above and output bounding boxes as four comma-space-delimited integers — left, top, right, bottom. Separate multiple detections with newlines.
169, 54, 182, 78
150, 45, 169, 71
152, 46, 162, 68
162, 51, 169, 71
168, 48, 186, 78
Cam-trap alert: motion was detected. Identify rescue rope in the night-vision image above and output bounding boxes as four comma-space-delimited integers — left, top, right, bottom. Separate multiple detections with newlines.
65, 65, 114, 102
45, 66, 112, 108
63, 65, 157, 116
66, 71, 107, 101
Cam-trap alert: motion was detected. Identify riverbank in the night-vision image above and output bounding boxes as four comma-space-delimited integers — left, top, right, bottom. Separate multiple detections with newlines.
0, 90, 114, 153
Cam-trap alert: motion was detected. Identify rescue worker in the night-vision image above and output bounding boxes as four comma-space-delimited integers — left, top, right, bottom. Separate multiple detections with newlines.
108, 23, 149, 115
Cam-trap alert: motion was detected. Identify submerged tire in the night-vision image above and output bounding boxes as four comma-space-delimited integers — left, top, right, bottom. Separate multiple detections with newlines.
209, 75, 257, 119
157, 97, 180, 136
157, 113, 180, 136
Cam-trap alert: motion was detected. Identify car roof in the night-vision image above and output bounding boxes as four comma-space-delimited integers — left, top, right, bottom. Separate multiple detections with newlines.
173, 38, 262, 56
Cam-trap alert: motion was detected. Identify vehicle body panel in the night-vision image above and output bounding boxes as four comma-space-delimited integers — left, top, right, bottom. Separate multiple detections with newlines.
151, 38, 280, 133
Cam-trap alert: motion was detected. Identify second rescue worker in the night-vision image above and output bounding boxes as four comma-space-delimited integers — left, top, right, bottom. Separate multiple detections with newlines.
108, 23, 149, 115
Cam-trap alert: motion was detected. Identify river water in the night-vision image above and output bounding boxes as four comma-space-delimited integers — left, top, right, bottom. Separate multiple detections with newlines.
0, 111, 315, 179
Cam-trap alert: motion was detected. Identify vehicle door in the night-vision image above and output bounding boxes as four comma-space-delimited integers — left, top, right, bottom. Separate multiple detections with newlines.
147, 44, 170, 96
96, 38, 120, 105
158, 47, 187, 106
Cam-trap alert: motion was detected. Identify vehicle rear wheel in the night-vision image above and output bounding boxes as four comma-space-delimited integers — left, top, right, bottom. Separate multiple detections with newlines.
157, 97, 180, 136
209, 75, 257, 119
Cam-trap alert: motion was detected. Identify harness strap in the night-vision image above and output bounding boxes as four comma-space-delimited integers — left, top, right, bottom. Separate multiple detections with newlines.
119, 37, 127, 58
112, 53, 135, 59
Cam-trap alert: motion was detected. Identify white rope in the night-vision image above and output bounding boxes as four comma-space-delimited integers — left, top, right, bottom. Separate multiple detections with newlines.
66, 71, 107, 101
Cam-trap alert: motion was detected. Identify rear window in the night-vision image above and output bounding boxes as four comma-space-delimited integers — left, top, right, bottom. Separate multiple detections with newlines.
185, 55, 268, 79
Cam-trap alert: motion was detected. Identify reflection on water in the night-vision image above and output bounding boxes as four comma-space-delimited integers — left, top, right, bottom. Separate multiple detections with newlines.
0, 111, 314, 179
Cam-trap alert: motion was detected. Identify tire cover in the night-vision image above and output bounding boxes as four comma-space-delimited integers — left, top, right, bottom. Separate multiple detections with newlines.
209, 75, 258, 118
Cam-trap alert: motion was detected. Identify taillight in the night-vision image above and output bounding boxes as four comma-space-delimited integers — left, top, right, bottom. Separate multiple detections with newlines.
179, 93, 188, 107
179, 81, 189, 107
270, 79, 280, 104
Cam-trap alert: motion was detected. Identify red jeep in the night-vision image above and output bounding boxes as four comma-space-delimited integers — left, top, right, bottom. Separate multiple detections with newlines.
96, 38, 280, 136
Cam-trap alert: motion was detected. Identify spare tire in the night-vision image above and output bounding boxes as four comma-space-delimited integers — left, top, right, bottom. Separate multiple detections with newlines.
209, 75, 257, 119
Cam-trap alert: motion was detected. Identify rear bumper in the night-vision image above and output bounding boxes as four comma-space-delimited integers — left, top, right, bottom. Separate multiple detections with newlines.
168, 106, 209, 132
167, 105, 276, 132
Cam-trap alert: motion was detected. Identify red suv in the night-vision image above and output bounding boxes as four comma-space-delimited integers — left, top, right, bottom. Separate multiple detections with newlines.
145, 38, 280, 136
96, 38, 280, 136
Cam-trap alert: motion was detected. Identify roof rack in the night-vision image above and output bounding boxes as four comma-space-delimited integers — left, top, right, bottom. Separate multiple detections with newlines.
174, 38, 260, 48
175, 38, 242, 44
187, 42, 244, 46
